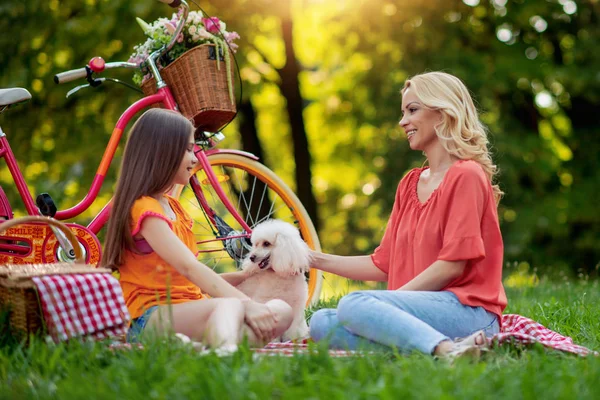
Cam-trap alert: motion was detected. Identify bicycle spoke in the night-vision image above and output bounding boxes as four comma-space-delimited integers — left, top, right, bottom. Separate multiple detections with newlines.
246, 172, 258, 226
254, 177, 269, 224
254, 201, 286, 226
233, 167, 254, 226
181, 194, 217, 235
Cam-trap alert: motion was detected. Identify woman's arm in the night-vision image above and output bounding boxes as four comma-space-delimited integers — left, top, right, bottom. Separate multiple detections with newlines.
311, 251, 388, 282
397, 260, 466, 291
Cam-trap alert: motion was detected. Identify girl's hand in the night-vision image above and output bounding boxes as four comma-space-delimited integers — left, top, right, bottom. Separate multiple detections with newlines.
244, 301, 278, 342
219, 270, 251, 287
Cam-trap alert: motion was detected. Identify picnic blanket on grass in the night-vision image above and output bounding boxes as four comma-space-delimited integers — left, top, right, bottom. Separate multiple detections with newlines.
254, 341, 363, 357
493, 313, 597, 356
30, 277, 596, 358
106, 313, 600, 357
252, 314, 598, 357
32, 274, 130, 342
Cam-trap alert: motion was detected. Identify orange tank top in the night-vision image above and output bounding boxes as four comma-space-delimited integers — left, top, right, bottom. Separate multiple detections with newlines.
118, 195, 203, 319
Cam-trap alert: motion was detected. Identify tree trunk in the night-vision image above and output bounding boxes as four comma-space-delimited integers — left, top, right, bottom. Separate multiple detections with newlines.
238, 99, 264, 160
277, 10, 320, 231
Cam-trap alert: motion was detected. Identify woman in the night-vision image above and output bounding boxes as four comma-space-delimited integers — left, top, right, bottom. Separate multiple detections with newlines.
309, 72, 507, 359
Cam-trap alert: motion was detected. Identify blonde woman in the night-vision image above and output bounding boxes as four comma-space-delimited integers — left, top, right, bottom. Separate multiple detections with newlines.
309, 72, 507, 359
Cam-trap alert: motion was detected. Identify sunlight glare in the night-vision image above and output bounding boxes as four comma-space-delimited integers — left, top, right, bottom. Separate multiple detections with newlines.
383, 4, 396, 16
529, 16, 548, 33
201, 175, 230, 185
496, 26, 512, 43
563, 1, 577, 14
535, 91, 553, 108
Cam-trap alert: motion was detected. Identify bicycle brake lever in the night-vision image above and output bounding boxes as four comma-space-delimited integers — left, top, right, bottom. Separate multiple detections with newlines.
104, 77, 144, 94
66, 78, 106, 98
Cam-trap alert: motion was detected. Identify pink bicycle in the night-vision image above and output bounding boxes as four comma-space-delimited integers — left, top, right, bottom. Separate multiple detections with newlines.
0, 0, 322, 304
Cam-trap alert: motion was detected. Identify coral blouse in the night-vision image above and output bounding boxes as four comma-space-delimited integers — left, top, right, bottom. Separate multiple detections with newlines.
371, 160, 507, 319
118, 195, 203, 319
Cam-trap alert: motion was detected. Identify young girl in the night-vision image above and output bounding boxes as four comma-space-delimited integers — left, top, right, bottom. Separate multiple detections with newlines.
102, 108, 293, 349
309, 72, 507, 360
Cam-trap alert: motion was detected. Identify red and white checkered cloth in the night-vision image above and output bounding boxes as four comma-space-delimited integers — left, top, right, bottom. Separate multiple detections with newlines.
32, 274, 130, 342
492, 314, 598, 356
254, 314, 599, 357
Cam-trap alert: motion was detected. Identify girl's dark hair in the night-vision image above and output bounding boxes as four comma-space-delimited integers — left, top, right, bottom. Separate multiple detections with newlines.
102, 108, 193, 269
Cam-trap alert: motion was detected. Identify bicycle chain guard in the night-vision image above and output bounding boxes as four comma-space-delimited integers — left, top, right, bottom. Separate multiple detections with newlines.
0, 222, 101, 265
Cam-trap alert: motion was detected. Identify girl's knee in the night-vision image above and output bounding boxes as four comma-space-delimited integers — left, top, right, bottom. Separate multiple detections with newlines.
266, 299, 293, 318
266, 299, 294, 329
214, 298, 245, 319
221, 297, 245, 308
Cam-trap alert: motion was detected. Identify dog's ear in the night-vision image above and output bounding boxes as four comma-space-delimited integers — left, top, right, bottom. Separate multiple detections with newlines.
271, 231, 311, 275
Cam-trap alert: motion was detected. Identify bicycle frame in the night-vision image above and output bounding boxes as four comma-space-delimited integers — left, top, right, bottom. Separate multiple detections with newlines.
0, 86, 254, 239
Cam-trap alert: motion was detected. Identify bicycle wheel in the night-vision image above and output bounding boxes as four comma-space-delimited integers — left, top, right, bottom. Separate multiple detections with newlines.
173, 153, 323, 306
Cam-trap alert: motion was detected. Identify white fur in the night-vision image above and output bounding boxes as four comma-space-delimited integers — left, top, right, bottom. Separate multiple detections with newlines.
236, 219, 311, 341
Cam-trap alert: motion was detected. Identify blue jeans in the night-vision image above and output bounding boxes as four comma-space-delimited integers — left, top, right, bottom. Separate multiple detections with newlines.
309, 290, 499, 354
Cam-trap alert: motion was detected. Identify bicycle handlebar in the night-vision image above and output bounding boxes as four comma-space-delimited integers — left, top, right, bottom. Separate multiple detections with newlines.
54, 61, 138, 84
54, 68, 88, 84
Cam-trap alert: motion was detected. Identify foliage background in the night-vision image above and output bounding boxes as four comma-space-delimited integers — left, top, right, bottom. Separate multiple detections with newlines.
1, 0, 599, 296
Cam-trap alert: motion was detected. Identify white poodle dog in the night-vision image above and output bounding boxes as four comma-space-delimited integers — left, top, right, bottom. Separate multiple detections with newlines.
236, 219, 312, 342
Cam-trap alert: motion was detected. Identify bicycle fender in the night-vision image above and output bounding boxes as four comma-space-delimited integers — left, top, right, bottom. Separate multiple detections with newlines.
204, 148, 259, 161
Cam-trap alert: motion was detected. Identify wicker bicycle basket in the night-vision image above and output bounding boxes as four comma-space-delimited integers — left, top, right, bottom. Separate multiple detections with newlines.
141, 44, 236, 134
0, 216, 109, 338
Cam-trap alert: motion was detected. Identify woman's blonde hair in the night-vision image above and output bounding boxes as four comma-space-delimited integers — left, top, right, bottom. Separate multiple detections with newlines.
402, 71, 503, 201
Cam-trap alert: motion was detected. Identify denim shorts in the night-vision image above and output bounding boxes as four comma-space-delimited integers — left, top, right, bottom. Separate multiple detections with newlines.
127, 306, 158, 343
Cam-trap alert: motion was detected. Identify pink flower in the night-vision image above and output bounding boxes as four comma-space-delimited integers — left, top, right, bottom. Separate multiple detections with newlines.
225, 31, 240, 43
165, 22, 176, 35
202, 17, 221, 34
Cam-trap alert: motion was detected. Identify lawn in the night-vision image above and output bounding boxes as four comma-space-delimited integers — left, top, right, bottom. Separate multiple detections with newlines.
1, 276, 599, 400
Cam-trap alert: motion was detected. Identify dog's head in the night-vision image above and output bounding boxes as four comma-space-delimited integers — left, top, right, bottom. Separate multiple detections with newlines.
242, 220, 311, 276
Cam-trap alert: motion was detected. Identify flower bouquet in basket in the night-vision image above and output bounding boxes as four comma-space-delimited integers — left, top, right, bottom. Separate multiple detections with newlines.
129, 10, 240, 132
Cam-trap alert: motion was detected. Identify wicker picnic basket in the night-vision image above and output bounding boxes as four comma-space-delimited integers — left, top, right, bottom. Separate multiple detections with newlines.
141, 44, 236, 134
0, 216, 109, 338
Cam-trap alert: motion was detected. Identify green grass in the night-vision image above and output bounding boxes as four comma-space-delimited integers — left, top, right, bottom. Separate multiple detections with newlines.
1, 278, 599, 400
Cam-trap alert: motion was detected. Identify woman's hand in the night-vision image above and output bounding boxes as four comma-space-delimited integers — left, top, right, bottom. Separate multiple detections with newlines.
244, 301, 278, 342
